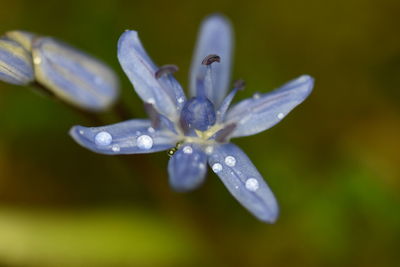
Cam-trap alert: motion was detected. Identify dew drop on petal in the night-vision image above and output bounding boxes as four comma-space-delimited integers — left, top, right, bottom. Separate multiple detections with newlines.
277, 113, 284, 119
137, 135, 153, 150
245, 178, 259, 191
111, 144, 120, 152
252, 93, 261, 99
33, 56, 42, 65
212, 163, 223, 173
199, 163, 206, 170
205, 146, 214, 155
177, 97, 184, 104
148, 98, 155, 104
79, 130, 84, 135
224, 156, 236, 167
148, 127, 155, 133
95, 131, 112, 146
183, 146, 193, 154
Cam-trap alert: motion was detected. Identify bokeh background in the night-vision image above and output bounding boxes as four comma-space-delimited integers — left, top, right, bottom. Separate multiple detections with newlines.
1, 0, 399, 266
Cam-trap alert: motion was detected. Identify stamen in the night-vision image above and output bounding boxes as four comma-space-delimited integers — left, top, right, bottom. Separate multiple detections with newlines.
179, 116, 191, 135
233, 79, 246, 91
196, 77, 206, 98
195, 54, 221, 98
201, 54, 220, 65
215, 123, 237, 143
143, 103, 161, 128
203, 66, 213, 99
144, 102, 177, 133
216, 79, 245, 122
155, 64, 179, 79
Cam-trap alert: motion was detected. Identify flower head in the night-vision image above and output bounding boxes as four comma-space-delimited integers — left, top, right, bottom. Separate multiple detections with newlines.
70, 15, 314, 223
0, 30, 119, 111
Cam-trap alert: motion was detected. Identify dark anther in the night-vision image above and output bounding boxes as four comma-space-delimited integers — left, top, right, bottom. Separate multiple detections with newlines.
201, 54, 221, 65
144, 103, 161, 128
155, 64, 179, 79
179, 116, 191, 135
215, 123, 237, 143
233, 79, 246, 91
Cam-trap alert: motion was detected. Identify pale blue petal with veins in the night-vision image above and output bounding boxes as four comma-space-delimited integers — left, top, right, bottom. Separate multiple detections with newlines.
70, 119, 178, 155
33, 37, 119, 111
0, 37, 34, 85
189, 15, 233, 107
168, 143, 208, 192
0, 30, 119, 111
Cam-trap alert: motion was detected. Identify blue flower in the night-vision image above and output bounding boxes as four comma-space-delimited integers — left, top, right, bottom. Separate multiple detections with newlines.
0, 30, 119, 111
70, 15, 314, 223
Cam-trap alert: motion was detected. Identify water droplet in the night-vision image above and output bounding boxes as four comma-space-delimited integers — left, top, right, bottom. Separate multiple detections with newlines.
245, 178, 259, 191
277, 113, 284, 119
224, 156, 236, 167
135, 131, 141, 136
79, 130, 84, 135
252, 93, 261, 99
95, 131, 112, 146
148, 127, 155, 133
205, 146, 214, 155
177, 97, 184, 103
137, 135, 153, 150
183, 146, 193, 154
33, 57, 41, 65
111, 144, 120, 152
199, 163, 206, 169
212, 163, 223, 173
147, 98, 155, 104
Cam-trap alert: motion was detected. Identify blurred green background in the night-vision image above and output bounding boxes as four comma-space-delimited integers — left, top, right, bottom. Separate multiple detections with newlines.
1, 0, 399, 266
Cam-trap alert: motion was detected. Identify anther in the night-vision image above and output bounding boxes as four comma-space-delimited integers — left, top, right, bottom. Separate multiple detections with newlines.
155, 64, 179, 79
233, 79, 246, 91
201, 54, 221, 65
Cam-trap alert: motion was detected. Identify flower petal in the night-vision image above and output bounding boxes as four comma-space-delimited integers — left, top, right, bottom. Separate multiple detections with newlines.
168, 144, 207, 192
0, 37, 34, 85
32, 37, 119, 111
208, 143, 279, 223
5, 30, 36, 51
117, 31, 186, 120
189, 14, 233, 107
69, 119, 178, 155
226, 75, 314, 138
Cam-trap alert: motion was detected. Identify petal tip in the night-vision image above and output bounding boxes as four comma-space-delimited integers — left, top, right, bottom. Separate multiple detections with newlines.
203, 13, 232, 26
287, 74, 314, 100
118, 30, 138, 42
260, 206, 280, 224
298, 74, 314, 91
0, 37, 35, 85
69, 125, 83, 142
117, 30, 138, 52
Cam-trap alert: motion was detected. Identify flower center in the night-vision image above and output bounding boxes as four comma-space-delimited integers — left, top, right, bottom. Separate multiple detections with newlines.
182, 123, 224, 145
180, 96, 216, 131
